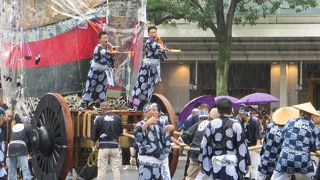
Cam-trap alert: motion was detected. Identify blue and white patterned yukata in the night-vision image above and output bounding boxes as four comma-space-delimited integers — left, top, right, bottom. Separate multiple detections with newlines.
135, 118, 171, 180
272, 116, 320, 179
83, 43, 115, 103
257, 124, 284, 179
198, 116, 251, 180
131, 38, 167, 103
0, 122, 7, 178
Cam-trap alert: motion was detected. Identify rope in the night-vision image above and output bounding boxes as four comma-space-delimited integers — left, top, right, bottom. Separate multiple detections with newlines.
87, 113, 92, 138
76, 112, 81, 137
122, 131, 320, 157
87, 150, 98, 167
82, 110, 98, 138
123, 129, 135, 139
82, 112, 87, 138
73, 149, 98, 180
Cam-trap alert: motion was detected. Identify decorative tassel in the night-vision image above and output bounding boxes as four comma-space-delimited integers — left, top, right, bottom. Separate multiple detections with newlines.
35, 54, 41, 65
16, 77, 21, 87
3, 74, 12, 82
24, 43, 32, 60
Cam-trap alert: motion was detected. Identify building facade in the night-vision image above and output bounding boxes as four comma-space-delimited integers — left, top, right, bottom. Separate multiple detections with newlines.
153, 10, 320, 112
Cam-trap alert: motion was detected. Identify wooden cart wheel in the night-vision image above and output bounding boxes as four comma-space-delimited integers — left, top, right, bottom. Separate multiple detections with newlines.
30, 93, 74, 180
151, 93, 179, 177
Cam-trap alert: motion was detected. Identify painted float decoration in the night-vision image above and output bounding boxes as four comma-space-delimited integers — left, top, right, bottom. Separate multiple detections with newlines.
0, 0, 146, 104
0, 0, 180, 179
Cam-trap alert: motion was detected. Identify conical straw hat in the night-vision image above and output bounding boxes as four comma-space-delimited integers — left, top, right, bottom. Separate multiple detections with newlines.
293, 102, 319, 117
272, 107, 299, 125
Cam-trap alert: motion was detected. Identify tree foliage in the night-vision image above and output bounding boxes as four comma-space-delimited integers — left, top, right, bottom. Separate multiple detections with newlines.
147, 0, 317, 95
148, 0, 317, 30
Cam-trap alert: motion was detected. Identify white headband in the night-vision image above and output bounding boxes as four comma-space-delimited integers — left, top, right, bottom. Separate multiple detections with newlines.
143, 103, 158, 112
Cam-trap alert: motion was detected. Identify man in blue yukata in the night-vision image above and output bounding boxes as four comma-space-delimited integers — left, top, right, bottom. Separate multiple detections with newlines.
257, 107, 299, 180
134, 102, 172, 180
198, 98, 251, 180
130, 26, 168, 111
179, 110, 210, 179
271, 102, 320, 180
82, 31, 118, 109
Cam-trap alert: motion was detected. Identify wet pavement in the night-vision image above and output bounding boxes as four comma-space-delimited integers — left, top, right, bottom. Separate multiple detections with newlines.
67, 156, 189, 180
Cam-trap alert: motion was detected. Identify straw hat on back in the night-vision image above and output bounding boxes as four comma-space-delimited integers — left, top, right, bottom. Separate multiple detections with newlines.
313, 111, 320, 125
293, 102, 320, 117
272, 107, 299, 125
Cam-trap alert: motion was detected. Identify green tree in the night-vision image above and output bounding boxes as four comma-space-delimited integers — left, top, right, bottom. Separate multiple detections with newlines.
147, 0, 317, 95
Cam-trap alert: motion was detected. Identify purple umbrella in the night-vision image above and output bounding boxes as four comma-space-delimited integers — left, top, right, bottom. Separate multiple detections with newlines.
237, 92, 279, 105
215, 95, 242, 108
178, 95, 215, 128
215, 96, 239, 104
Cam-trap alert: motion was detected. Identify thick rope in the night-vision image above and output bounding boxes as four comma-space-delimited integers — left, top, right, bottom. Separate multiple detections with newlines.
73, 149, 98, 180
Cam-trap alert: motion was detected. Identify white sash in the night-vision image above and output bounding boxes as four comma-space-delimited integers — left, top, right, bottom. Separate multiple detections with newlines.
211, 154, 238, 166
105, 67, 114, 86
91, 61, 108, 71
143, 58, 161, 83
139, 155, 163, 167
139, 155, 170, 179
143, 58, 159, 65
91, 61, 114, 86
9, 140, 26, 146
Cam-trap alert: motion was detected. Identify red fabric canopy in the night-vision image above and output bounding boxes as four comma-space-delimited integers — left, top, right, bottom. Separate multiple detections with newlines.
2, 18, 143, 69
3, 25, 99, 69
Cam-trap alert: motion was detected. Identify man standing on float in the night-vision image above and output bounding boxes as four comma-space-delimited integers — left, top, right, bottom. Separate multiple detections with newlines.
130, 26, 168, 111
82, 31, 118, 109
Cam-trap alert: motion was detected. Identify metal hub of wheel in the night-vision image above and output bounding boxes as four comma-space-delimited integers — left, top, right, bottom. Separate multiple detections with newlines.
31, 126, 51, 155
31, 93, 74, 180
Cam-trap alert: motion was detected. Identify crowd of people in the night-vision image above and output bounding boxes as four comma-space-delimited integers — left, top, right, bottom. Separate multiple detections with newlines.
0, 24, 318, 180
0, 105, 34, 180
177, 101, 320, 180
50, 24, 320, 180
1, 98, 319, 180
89, 97, 320, 180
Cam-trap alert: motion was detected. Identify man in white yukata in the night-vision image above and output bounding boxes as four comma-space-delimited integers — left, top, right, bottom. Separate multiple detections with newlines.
198, 98, 251, 180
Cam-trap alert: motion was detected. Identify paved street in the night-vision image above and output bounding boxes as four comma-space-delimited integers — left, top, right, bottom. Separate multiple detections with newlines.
67, 156, 189, 180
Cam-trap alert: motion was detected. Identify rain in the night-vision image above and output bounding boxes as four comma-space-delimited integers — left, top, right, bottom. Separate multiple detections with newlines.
0, 0, 320, 180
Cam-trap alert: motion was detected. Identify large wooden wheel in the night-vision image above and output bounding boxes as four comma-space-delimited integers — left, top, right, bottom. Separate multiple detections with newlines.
151, 93, 179, 177
30, 93, 74, 180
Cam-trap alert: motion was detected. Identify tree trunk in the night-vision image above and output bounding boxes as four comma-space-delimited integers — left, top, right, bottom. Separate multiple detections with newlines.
216, 37, 231, 96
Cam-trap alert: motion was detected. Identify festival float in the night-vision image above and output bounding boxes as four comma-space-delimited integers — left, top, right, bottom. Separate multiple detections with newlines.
0, 0, 179, 179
